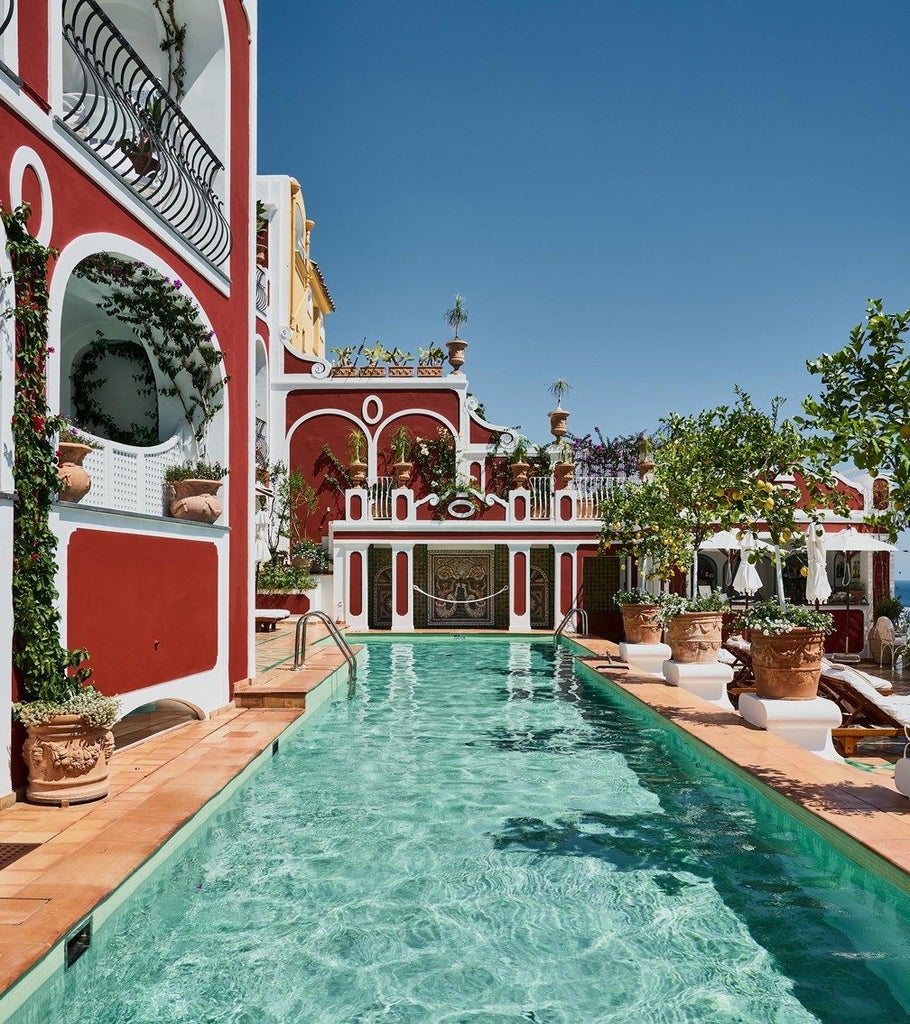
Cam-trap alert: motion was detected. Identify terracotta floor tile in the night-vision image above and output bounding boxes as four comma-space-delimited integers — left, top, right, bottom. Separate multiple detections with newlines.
0, 898, 49, 925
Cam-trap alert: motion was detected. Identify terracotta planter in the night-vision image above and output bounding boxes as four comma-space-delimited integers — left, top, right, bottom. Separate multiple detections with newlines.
621, 604, 663, 644
554, 461, 574, 488
666, 611, 724, 664
446, 339, 467, 372
388, 367, 414, 378
417, 366, 443, 377
549, 409, 570, 439
358, 366, 386, 377
57, 442, 94, 503
291, 555, 314, 571
349, 460, 367, 486
751, 628, 826, 700
255, 467, 270, 489
169, 478, 224, 523
638, 459, 655, 481
126, 136, 159, 176
393, 461, 413, 486
23, 714, 115, 805
510, 461, 531, 488
330, 366, 357, 377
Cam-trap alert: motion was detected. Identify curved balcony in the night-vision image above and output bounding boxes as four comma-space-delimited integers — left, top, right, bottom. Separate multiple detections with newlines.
73, 430, 186, 517
60, 0, 231, 268
0, 1, 13, 38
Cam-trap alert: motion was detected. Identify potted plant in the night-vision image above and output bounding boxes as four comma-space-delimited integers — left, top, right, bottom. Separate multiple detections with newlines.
255, 200, 268, 266
614, 588, 663, 644
348, 428, 368, 485
658, 590, 729, 664
417, 344, 445, 377
330, 345, 357, 377
391, 425, 414, 485
57, 422, 102, 503
16, 650, 120, 805
256, 559, 316, 615
547, 378, 571, 438
509, 436, 532, 488
118, 95, 166, 176
444, 294, 468, 371
737, 600, 834, 699
387, 347, 414, 378
166, 460, 228, 523
291, 538, 322, 571
553, 440, 574, 488
310, 547, 334, 574
359, 342, 389, 377
637, 433, 655, 481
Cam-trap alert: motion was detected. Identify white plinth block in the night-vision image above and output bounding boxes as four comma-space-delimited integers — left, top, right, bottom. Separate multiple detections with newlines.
619, 642, 672, 676
738, 694, 843, 762
894, 759, 910, 798
662, 660, 734, 710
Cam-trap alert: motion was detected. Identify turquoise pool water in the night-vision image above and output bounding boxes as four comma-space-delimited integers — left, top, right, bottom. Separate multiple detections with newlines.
10, 639, 910, 1023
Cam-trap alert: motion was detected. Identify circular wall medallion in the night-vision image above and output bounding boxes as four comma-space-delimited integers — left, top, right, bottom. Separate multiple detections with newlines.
362, 395, 383, 424
447, 498, 477, 519
9, 147, 53, 246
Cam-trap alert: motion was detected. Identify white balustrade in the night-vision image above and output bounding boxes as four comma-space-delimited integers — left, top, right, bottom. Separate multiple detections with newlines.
574, 471, 623, 520
78, 431, 186, 517
528, 475, 553, 520
369, 477, 394, 521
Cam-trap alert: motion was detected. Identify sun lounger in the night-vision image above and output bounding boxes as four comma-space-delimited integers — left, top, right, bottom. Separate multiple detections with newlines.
255, 608, 291, 632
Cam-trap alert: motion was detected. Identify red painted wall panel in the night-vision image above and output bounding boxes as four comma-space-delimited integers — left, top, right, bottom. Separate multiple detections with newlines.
560, 552, 574, 615
67, 531, 219, 693
514, 551, 527, 617
395, 552, 408, 616
350, 551, 363, 616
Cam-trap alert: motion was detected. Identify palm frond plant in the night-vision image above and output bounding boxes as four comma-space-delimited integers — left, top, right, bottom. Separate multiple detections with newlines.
444, 294, 468, 338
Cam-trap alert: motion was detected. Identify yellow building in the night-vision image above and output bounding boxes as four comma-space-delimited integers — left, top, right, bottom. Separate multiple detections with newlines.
289, 179, 334, 357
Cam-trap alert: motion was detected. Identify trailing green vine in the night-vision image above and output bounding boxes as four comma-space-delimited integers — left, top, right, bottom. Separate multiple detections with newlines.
74, 255, 227, 457
2, 204, 91, 703
72, 339, 158, 445
153, 0, 187, 102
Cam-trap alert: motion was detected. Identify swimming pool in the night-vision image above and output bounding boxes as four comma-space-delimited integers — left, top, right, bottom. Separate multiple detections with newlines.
10, 638, 910, 1023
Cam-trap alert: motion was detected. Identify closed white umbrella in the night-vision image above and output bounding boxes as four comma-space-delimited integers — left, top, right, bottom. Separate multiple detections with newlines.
805, 525, 832, 605
732, 531, 764, 596
254, 506, 271, 565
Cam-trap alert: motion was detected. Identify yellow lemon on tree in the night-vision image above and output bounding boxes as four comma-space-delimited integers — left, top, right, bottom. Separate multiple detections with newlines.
800, 566, 809, 578
763, 497, 774, 511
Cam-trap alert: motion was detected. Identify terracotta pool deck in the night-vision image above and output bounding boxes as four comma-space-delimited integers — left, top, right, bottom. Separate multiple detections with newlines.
2, 626, 910, 1006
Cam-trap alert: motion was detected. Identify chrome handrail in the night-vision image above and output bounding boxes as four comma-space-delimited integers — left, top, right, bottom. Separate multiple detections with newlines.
553, 606, 588, 646
294, 610, 357, 686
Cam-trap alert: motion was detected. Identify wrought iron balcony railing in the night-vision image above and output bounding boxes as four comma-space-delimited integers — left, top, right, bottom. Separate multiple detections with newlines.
256, 265, 269, 316
255, 417, 269, 471
61, 0, 231, 268
0, 1, 14, 39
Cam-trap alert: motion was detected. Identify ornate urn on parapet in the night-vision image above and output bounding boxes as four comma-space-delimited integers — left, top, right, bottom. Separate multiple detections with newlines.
444, 294, 469, 373
348, 428, 368, 487
57, 424, 102, 503
547, 378, 571, 439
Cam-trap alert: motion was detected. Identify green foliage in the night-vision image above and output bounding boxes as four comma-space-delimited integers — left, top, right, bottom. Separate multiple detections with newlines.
58, 421, 103, 449
362, 342, 390, 367
873, 596, 904, 624
391, 425, 413, 462
348, 428, 367, 463
737, 599, 834, 636
548, 378, 571, 408
73, 255, 228, 457
165, 460, 228, 482
657, 590, 730, 624
418, 344, 445, 366
3, 204, 93, 705
152, 0, 187, 100
261, 461, 306, 558
802, 299, 910, 538
319, 443, 352, 493
444, 294, 468, 337
310, 547, 334, 574
387, 347, 413, 366
292, 538, 322, 563
15, 685, 120, 729
71, 339, 158, 445
330, 345, 355, 367
614, 588, 658, 607
256, 560, 315, 592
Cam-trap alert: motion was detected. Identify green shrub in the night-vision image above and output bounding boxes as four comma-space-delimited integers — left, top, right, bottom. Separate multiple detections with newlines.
873, 596, 904, 624
165, 460, 228, 482
257, 560, 315, 592
737, 599, 834, 636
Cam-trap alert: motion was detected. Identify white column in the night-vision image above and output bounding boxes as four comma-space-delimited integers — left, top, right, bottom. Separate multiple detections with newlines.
391, 543, 415, 632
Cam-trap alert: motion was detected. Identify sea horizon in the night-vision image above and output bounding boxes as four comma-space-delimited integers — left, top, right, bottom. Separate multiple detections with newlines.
896, 579, 910, 606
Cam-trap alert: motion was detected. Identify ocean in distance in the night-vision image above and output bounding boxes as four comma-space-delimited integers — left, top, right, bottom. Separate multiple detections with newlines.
896, 579, 910, 606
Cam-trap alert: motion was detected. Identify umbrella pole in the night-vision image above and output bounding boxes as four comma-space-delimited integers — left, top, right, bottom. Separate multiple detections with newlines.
843, 550, 853, 657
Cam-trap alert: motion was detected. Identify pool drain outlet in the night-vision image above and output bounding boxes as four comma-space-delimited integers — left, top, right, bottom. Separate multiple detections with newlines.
65, 919, 92, 968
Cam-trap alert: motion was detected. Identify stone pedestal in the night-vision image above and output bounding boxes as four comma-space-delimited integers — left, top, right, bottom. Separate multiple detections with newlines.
619, 642, 672, 676
662, 660, 734, 710
738, 694, 843, 762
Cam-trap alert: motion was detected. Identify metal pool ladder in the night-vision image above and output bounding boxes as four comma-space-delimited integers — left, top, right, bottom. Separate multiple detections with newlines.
294, 611, 357, 685
553, 607, 588, 646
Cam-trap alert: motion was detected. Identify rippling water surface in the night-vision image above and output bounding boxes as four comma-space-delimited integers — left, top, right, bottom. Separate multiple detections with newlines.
12, 640, 910, 1023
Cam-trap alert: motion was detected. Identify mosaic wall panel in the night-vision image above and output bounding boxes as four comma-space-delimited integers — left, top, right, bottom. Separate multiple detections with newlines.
530, 546, 555, 629
426, 549, 496, 628
413, 546, 428, 628
493, 546, 510, 629
368, 546, 392, 629
582, 555, 622, 612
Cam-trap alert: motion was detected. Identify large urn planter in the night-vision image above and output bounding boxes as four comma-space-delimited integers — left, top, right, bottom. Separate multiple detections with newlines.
393, 461, 413, 486
510, 461, 531, 488
549, 409, 570, 438
57, 442, 94, 503
23, 715, 115, 805
554, 461, 574, 488
169, 479, 224, 524
446, 339, 467, 373
621, 604, 663, 644
666, 611, 724, 664
751, 628, 826, 700
349, 461, 368, 486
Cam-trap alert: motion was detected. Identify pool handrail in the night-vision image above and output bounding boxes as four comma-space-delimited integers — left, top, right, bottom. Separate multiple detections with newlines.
294, 611, 357, 685
554, 607, 588, 646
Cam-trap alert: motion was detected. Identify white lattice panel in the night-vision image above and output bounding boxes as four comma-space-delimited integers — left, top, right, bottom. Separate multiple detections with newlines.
74, 430, 183, 517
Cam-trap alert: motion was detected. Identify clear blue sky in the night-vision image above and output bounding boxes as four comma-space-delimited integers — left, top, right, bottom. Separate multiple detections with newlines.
257, 0, 910, 576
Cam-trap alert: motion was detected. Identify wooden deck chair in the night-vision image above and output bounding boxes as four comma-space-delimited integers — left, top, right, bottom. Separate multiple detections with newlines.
816, 668, 905, 756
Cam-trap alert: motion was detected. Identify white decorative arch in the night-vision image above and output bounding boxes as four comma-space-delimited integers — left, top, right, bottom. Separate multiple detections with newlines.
9, 147, 53, 247
287, 408, 372, 475
48, 233, 228, 469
